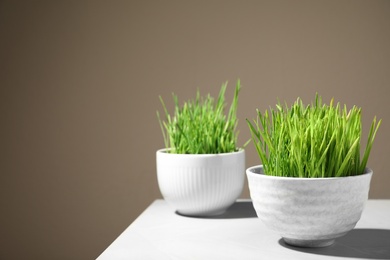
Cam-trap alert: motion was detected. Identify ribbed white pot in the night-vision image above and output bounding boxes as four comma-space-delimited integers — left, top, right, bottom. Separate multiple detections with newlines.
246, 165, 372, 247
156, 149, 245, 216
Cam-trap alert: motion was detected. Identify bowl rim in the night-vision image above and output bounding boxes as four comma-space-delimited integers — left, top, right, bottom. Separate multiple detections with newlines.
157, 148, 245, 157
246, 165, 373, 180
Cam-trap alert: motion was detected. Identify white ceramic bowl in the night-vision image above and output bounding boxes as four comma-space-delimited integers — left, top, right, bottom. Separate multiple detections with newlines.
246, 165, 372, 247
157, 149, 245, 216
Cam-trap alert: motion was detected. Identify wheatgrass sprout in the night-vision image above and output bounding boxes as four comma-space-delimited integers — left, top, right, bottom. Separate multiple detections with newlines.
157, 80, 241, 154
247, 94, 381, 178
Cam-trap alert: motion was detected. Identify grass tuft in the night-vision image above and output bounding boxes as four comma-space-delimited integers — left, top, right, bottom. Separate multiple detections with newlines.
247, 94, 381, 177
158, 80, 241, 154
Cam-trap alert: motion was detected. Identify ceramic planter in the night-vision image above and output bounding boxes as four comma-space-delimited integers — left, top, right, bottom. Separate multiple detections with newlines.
246, 165, 373, 247
156, 149, 245, 216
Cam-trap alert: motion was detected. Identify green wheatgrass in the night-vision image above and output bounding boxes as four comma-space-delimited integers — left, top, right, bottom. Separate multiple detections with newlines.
247, 94, 381, 178
157, 80, 241, 154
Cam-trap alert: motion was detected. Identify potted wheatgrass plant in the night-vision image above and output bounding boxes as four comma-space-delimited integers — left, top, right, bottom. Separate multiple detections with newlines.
156, 80, 245, 216
246, 94, 381, 247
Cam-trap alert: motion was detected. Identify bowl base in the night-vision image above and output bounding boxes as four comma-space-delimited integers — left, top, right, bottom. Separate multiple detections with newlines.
283, 237, 335, 248
176, 208, 227, 217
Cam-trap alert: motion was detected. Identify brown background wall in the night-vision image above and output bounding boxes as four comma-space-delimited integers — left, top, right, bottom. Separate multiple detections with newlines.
1, 0, 389, 259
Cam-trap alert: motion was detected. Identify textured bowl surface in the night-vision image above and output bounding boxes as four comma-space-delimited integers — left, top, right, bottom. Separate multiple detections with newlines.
246, 165, 372, 247
157, 149, 245, 216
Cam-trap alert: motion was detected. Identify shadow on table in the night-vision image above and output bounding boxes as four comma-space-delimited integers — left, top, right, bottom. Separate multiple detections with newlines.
279, 229, 390, 259
176, 201, 257, 219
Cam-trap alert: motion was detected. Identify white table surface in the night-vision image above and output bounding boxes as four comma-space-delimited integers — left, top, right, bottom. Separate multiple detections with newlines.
97, 199, 390, 260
